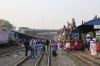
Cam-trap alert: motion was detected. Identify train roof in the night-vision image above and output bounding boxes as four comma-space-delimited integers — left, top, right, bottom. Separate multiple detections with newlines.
1, 28, 46, 39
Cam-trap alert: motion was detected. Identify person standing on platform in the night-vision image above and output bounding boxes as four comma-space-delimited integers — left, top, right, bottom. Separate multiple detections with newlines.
57, 41, 63, 54
46, 39, 50, 51
90, 40, 97, 59
37, 42, 41, 57
42, 40, 46, 52
30, 38, 36, 59
52, 42, 58, 57
65, 41, 70, 53
24, 38, 29, 57
33, 39, 37, 57
86, 37, 91, 50
74, 41, 78, 51
96, 37, 100, 55
45, 44, 48, 55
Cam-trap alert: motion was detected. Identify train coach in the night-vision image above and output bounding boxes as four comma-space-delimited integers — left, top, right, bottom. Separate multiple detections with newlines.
0, 29, 47, 47
0, 30, 18, 46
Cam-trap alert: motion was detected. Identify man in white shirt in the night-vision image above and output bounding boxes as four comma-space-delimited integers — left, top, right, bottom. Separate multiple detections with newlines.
30, 38, 36, 59
65, 41, 70, 53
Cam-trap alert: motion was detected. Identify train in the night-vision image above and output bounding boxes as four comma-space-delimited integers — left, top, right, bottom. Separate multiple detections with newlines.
62, 28, 83, 51
0, 30, 18, 46
0, 29, 48, 46
54, 24, 83, 51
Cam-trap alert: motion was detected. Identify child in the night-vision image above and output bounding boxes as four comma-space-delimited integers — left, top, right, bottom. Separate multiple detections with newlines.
52, 43, 58, 58
52, 50, 58, 57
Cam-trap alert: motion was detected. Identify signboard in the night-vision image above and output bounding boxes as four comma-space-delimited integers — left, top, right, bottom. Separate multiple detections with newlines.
94, 25, 100, 29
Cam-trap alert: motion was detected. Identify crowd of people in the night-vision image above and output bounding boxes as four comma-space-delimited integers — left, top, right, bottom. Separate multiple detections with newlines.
24, 38, 50, 59
52, 35, 100, 59
23, 35, 100, 60
82, 37, 100, 59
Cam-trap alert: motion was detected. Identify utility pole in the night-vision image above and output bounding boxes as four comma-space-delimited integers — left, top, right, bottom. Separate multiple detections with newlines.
42, 15, 43, 29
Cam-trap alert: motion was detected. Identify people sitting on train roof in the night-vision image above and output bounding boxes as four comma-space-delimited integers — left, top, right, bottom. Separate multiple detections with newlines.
62, 25, 67, 32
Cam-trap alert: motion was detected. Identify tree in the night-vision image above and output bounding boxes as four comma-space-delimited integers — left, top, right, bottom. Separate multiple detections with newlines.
94, 15, 97, 19
0, 19, 16, 30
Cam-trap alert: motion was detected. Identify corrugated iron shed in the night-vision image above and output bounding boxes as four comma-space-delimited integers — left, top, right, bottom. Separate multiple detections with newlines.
84, 18, 100, 25
77, 18, 100, 33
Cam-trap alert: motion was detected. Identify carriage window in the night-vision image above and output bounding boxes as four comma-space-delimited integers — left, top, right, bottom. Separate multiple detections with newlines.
72, 30, 79, 33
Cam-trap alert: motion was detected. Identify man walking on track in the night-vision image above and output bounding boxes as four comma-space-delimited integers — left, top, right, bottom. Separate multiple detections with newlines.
46, 39, 49, 51
30, 38, 36, 59
24, 38, 29, 57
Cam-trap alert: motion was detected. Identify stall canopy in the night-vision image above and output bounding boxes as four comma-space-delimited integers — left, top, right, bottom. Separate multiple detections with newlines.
77, 18, 100, 33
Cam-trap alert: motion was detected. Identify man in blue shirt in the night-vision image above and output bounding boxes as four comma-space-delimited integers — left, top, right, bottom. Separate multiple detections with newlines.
37, 42, 41, 57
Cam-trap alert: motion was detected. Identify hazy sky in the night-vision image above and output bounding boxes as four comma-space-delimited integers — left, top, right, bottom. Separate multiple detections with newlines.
0, 0, 100, 29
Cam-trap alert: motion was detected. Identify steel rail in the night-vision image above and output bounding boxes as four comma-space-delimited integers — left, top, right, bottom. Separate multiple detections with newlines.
14, 56, 30, 66
75, 52, 100, 65
71, 52, 100, 66
34, 51, 44, 66
47, 44, 50, 66
13, 44, 51, 66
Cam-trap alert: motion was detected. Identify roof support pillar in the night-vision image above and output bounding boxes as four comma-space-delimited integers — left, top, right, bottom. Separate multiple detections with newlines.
92, 30, 96, 38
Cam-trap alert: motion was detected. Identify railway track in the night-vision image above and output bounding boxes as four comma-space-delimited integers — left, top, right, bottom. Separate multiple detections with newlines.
13, 51, 49, 66
0, 46, 23, 58
70, 51, 100, 66
14, 45, 51, 66
76, 51, 100, 65
35, 51, 49, 66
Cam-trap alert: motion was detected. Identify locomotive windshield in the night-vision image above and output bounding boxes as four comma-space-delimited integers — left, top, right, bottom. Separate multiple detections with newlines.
8, 32, 18, 38
72, 29, 81, 36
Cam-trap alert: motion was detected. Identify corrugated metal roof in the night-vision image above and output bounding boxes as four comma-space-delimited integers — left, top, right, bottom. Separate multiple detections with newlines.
77, 19, 100, 33
84, 18, 100, 25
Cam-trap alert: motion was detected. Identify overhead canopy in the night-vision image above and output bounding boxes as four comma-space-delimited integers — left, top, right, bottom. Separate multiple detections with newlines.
84, 18, 100, 25
77, 25, 94, 33
77, 18, 100, 33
